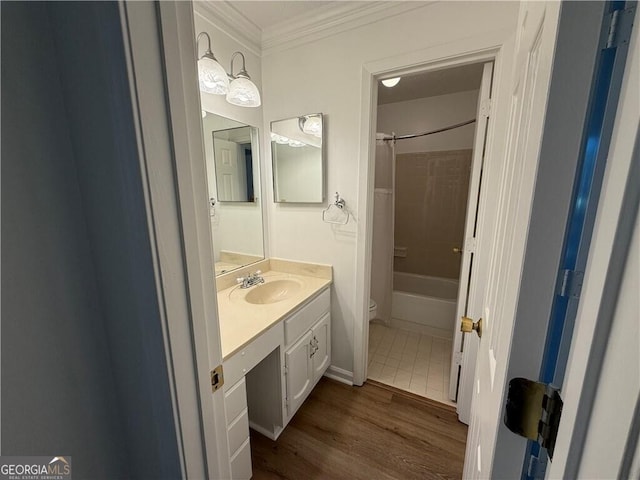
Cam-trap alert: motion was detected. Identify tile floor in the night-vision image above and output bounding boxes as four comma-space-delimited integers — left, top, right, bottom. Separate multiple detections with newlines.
367, 322, 455, 406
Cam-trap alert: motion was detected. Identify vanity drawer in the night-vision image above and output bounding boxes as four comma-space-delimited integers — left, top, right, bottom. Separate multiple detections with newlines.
227, 409, 249, 457
224, 378, 247, 425
224, 322, 283, 386
230, 438, 252, 480
284, 288, 330, 346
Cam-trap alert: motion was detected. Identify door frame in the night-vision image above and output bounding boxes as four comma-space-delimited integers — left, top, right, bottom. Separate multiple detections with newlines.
353, 29, 516, 387
549, 11, 639, 477
465, 2, 634, 477
122, 2, 232, 478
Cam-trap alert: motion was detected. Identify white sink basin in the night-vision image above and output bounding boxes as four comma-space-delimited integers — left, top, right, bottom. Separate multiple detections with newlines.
234, 278, 303, 305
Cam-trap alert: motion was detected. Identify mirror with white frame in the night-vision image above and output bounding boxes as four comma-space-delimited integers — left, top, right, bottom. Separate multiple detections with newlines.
202, 111, 264, 276
271, 113, 324, 203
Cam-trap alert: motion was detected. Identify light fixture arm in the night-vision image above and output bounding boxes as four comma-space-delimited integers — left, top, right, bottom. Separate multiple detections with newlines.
196, 32, 219, 62
229, 51, 250, 79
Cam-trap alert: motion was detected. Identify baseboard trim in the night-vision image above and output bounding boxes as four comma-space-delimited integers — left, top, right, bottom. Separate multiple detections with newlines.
324, 365, 353, 386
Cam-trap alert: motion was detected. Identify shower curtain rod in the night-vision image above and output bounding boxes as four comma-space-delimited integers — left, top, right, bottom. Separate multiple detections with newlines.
380, 118, 476, 141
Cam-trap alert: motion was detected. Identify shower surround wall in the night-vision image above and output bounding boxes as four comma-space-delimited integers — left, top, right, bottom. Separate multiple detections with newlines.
377, 90, 479, 279
394, 149, 472, 279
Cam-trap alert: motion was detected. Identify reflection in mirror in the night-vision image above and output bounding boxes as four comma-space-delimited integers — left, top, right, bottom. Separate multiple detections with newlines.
271, 113, 324, 203
213, 127, 256, 202
202, 111, 264, 276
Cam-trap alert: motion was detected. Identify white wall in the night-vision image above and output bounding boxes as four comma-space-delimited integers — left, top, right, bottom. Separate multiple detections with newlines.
261, 2, 519, 374
377, 90, 480, 155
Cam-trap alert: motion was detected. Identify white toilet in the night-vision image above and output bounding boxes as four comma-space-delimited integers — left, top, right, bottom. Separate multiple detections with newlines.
369, 299, 378, 321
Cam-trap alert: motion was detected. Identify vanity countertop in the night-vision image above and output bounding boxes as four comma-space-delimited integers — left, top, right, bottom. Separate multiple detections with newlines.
217, 262, 332, 360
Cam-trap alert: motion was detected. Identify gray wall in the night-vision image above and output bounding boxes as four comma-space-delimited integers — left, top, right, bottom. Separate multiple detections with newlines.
2, 2, 181, 478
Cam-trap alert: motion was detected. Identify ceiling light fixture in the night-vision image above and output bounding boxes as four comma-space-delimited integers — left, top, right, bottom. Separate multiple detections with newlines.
382, 77, 401, 88
226, 51, 261, 107
196, 32, 229, 95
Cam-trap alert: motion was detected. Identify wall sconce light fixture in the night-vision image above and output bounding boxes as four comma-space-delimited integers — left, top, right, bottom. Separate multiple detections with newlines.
196, 32, 229, 95
226, 52, 261, 107
196, 32, 261, 108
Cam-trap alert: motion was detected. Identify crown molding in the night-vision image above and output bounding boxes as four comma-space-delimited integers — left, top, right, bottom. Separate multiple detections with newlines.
193, 1, 262, 57
193, 1, 438, 58
261, 1, 436, 56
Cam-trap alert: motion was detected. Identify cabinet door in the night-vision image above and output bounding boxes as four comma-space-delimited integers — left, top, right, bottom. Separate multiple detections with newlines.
285, 330, 313, 417
311, 313, 331, 383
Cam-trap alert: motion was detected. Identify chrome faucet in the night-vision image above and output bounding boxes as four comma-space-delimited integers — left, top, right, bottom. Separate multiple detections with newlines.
237, 270, 265, 289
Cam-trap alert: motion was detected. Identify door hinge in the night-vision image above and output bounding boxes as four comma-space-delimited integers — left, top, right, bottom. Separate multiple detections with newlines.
453, 351, 463, 367
464, 237, 477, 253
527, 452, 549, 479
504, 378, 563, 459
210, 365, 224, 393
605, 6, 635, 49
284, 365, 288, 375
558, 269, 584, 298
480, 98, 491, 118
606, 9, 621, 48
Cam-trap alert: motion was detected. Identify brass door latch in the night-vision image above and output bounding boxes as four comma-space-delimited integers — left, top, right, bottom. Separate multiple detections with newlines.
460, 316, 482, 338
210, 365, 224, 392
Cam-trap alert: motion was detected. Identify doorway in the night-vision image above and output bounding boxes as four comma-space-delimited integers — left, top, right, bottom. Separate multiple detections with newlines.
366, 63, 487, 410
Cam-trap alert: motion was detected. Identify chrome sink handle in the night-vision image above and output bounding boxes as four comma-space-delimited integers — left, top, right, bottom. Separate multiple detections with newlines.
237, 270, 265, 289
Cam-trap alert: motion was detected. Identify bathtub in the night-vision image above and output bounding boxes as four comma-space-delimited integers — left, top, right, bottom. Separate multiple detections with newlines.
391, 272, 459, 338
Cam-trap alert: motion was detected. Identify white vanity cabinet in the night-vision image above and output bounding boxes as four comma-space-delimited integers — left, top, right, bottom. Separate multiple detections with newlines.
221, 285, 331, 479
284, 312, 331, 418
284, 330, 314, 417
283, 289, 331, 419
310, 312, 331, 382
223, 378, 252, 480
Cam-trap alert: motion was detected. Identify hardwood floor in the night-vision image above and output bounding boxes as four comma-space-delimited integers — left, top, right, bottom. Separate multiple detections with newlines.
250, 378, 468, 480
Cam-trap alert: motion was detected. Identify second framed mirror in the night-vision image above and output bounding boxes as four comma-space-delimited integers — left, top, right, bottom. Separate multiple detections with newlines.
271, 113, 324, 203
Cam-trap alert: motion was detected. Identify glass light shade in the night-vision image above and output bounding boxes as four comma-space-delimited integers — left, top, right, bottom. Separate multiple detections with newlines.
271, 133, 290, 144
198, 57, 229, 95
302, 116, 322, 137
226, 77, 261, 107
382, 77, 401, 87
